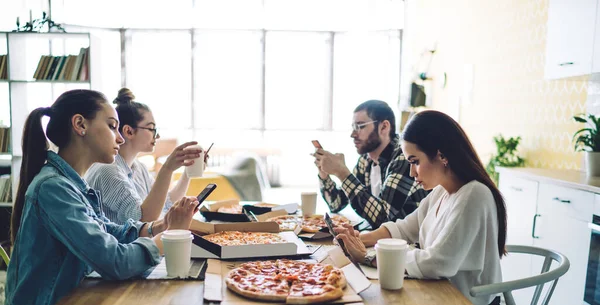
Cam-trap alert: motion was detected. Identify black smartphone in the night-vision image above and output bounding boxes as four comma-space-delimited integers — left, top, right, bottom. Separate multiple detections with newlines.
325, 213, 365, 273
196, 183, 217, 209
311, 140, 323, 149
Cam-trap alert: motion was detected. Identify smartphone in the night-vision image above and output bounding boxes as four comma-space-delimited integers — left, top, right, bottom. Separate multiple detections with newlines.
196, 183, 217, 209
324, 213, 365, 274
311, 140, 323, 149
205, 143, 214, 155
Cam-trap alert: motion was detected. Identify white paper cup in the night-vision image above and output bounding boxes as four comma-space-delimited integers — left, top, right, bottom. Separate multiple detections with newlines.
301, 192, 317, 216
375, 238, 408, 290
184, 145, 205, 178
161, 230, 193, 278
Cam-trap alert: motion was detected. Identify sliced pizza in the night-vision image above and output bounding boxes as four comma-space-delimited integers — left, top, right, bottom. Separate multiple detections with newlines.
202, 231, 286, 246
226, 259, 347, 304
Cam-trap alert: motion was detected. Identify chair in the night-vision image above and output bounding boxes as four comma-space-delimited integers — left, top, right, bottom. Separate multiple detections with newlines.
470, 245, 570, 305
0, 244, 9, 267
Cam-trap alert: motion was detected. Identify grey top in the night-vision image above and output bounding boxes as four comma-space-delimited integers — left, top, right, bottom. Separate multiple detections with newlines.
85, 154, 173, 224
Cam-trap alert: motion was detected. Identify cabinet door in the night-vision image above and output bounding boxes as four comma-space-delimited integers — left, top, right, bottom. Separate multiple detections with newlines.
498, 174, 538, 305
498, 174, 538, 246
535, 183, 593, 305
545, 0, 597, 79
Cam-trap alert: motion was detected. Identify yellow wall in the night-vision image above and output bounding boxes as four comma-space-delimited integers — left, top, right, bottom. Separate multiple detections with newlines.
405, 0, 589, 170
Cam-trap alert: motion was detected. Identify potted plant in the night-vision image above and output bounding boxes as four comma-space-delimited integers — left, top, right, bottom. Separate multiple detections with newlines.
573, 114, 600, 176
486, 135, 526, 185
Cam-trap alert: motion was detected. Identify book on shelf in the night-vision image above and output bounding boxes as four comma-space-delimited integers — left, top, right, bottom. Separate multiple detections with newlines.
0, 127, 9, 153
32, 47, 89, 81
0, 55, 7, 80
0, 175, 12, 203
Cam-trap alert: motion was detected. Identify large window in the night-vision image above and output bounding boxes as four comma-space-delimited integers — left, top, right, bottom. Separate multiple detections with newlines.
126, 31, 193, 134
194, 30, 263, 130
37, 0, 405, 186
265, 32, 331, 130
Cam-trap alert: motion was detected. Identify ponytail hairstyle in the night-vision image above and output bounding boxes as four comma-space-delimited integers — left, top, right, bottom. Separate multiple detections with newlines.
112, 88, 151, 134
401, 110, 508, 257
11, 89, 108, 242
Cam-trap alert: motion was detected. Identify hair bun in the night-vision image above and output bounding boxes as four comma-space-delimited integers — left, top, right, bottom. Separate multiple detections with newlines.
113, 88, 136, 105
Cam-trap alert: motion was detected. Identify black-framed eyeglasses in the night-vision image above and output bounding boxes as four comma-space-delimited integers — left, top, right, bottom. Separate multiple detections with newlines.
136, 126, 159, 139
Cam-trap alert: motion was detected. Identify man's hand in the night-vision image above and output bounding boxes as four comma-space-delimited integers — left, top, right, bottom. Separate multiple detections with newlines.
314, 149, 351, 180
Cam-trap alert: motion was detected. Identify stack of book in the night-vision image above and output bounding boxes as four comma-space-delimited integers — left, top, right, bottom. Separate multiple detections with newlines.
0, 175, 11, 203
33, 47, 89, 81
0, 127, 9, 153
0, 55, 7, 79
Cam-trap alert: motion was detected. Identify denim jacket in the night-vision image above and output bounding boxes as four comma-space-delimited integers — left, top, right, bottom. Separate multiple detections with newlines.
5, 152, 161, 305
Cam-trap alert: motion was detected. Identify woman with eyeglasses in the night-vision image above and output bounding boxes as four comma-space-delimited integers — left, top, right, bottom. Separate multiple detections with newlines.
85, 88, 203, 225
6, 89, 198, 305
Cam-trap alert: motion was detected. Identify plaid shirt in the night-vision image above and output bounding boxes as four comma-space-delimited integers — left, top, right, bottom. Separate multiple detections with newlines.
319, 136, 429, 228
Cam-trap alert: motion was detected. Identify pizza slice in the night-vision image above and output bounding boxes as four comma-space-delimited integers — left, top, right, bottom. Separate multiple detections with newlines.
286, 280, 344, 304
226, 272, 290, 302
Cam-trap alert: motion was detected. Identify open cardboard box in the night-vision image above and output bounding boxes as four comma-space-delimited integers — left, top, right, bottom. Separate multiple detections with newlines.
189, 220, 313, 259
200, 200, 299, 222
203, 257, 368, 305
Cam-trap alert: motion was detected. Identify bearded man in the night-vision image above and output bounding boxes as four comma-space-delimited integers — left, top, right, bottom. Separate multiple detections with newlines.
314, 100, 428, 229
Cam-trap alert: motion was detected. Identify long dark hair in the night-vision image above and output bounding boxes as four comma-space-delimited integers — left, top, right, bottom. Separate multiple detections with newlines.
402, 110, 507, 257
11, 89, 108, 242
112, 88, 150, 134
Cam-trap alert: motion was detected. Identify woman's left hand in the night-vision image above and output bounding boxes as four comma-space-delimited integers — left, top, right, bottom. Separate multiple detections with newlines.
335, 223, 368, 262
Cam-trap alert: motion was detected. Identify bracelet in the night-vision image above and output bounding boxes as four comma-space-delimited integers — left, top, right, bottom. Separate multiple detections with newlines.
147, 221, 154, 238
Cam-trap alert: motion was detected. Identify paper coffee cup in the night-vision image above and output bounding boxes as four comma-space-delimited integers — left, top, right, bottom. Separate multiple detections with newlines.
301, 192, 317, 216
161, 230, 193, 278
375, 238, 408, 290
185, 145, 205, 178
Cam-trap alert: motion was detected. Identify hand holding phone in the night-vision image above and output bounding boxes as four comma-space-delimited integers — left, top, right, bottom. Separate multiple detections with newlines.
196, 183, 217, 209
325, 213, 365, 273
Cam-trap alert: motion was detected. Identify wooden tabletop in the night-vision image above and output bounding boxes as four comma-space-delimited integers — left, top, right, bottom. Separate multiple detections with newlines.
57, 243, 472, 305
58, 276, 472, 305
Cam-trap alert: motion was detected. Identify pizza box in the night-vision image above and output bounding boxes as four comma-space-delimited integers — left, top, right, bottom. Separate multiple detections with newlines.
203, 258, 365, 305
200, 200, 299, 222
199, 199, 252, 222
243, 202, 300, 215
189, 221, 313, 259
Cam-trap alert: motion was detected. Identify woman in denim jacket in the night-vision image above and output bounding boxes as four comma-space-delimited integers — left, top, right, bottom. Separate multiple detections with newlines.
5, 90, 200, 305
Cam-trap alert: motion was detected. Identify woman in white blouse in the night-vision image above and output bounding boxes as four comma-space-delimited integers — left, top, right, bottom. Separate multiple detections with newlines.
336, 110, 506, 305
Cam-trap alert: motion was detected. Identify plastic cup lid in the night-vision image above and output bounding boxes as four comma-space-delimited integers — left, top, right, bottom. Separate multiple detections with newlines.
376, 238, 408, 250
161, 229, 193, 240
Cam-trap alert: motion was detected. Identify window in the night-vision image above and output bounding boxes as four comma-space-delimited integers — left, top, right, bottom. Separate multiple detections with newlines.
193, 30, 263, 130
126, 31, 192, 130
332, 31, 401, 130
265, 32, 331, 130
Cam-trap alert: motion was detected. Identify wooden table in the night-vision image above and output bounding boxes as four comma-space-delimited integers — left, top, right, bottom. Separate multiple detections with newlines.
57, 242, 473, 305
58, 276, 472, 305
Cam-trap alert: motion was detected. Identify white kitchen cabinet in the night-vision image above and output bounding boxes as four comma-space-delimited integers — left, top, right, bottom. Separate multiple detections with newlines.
545, 0, 598, 79
535, 183, 592, 305
498, 175, 539, 305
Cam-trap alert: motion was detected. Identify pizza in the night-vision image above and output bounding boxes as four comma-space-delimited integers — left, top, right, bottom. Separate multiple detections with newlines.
266, 214, 351, 233
226, 259, 347, 304
217, 205, 243, 214
202, 231, 286, 246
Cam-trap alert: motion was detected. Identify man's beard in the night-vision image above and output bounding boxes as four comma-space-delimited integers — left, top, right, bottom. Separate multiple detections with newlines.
357, 129, 382, 154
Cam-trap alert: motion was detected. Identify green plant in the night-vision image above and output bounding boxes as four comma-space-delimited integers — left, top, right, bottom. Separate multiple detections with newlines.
486, 135, 525, 185
573, 114, 600, 152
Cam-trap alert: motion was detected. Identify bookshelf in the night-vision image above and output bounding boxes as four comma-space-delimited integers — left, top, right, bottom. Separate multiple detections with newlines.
0, 31, 93, 208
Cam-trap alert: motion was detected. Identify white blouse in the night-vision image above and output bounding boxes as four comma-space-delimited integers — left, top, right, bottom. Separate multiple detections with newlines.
382, 180, 502, 305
